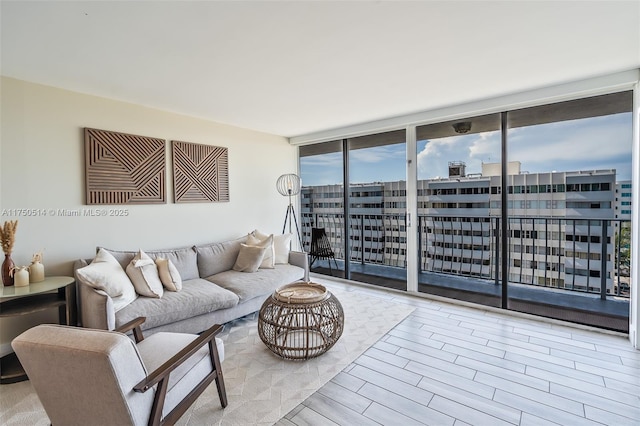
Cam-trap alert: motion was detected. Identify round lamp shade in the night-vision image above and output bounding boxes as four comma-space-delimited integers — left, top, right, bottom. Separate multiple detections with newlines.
276, 174, 301, 196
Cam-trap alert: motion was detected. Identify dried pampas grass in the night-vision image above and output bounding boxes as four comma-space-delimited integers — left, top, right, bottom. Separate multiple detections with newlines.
0, 220, 18, 254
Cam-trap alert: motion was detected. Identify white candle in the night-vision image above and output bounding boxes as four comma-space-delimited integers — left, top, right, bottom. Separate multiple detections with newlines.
14, 267, 29, 287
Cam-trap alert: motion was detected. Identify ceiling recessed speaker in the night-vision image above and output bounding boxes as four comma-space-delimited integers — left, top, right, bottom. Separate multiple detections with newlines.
452, 121, 472, 134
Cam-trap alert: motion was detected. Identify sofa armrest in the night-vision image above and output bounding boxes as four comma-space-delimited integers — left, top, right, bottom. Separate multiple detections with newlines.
288, 251, 309, 281
77, 279, 116, 330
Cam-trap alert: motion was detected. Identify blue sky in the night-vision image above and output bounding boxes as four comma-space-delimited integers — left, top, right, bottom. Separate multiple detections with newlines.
301, 112, 633, 186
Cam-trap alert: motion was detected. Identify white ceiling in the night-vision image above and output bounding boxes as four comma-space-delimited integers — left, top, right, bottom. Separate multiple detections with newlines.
2, 1, 639, 138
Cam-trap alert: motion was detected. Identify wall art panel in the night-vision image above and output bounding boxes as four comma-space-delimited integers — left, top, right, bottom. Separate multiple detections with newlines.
172, 140, 229, 203
84, 128, 166, 204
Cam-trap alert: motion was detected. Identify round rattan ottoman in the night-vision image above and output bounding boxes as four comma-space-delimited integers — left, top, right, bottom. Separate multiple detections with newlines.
258, 282, 344, 360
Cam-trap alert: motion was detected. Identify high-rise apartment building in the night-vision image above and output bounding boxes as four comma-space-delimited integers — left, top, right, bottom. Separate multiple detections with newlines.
615, 181, 633, 219
301, 162, 628, 295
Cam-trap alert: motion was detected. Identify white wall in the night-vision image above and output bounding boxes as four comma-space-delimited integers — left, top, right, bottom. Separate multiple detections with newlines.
0, 77, 298, 354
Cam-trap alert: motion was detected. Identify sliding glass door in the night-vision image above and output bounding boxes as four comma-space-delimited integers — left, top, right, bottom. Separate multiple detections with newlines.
505, 92, 633, 331
410, 92, 632, 330
347, 131, 407, 290
415, 114, 502, 306
299, 140, 345, 275
299, 131, 407, 289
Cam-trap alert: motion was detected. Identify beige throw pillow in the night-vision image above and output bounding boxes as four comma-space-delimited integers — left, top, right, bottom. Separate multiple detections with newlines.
254, 230, 292, 264
76, 248, 137, 312
246, 233, 274, 269
155, 257, 182, 291
233, 243, 267, 273
126, 250, 164, 298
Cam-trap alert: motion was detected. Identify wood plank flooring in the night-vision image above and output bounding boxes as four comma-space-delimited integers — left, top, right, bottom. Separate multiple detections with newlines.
276, 277, 640, 426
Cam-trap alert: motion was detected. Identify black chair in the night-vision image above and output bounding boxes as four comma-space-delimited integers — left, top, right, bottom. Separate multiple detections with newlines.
309, 227, 339, 275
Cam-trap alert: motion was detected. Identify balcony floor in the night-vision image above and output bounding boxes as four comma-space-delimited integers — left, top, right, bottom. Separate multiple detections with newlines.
278, 276, 639, 426
311, 261, 629, 333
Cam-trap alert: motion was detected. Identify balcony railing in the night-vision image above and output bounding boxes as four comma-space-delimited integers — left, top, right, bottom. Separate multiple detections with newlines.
301, 212, 631, 300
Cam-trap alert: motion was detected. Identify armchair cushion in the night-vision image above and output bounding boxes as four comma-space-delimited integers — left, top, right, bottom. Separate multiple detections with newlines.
136, 332, 224, 417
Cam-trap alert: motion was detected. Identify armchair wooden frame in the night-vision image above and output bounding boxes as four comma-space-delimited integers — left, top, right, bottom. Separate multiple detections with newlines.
115, 317, 228, 426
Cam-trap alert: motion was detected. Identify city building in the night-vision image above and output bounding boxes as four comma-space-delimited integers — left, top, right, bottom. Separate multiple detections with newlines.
302, 161, 626, 295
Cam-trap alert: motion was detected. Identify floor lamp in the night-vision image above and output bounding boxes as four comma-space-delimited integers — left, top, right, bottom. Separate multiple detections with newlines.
276, 173, 303, 251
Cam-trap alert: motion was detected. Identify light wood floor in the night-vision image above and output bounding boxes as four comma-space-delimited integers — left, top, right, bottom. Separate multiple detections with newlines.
276, 277, 640, 426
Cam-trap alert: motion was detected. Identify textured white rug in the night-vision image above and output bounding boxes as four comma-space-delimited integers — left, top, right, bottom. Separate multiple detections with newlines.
0, 288, 414, 426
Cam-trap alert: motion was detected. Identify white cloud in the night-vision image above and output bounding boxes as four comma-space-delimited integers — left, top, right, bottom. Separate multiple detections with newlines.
417, 133, 499, 179
350, 144, 405, 163
508, 114, 632, 173
417, 113, 632, 179
302, 112, 632, 185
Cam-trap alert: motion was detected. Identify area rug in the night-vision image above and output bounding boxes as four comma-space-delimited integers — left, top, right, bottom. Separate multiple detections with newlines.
0, 288, 414, 426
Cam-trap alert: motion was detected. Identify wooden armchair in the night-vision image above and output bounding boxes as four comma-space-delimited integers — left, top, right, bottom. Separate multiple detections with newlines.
12, 317, 227, 426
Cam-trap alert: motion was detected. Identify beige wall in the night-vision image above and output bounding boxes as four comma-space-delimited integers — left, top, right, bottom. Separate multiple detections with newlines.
0, 77, 298, 354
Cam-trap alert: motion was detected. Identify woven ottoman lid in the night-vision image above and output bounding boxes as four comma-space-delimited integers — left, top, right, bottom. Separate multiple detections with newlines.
274, 282, 328, 303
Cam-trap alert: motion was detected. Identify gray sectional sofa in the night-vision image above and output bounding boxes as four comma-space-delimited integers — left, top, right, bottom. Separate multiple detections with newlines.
74, 235, 308, 335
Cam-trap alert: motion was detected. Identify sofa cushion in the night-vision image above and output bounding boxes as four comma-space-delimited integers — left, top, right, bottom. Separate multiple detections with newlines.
253, 230, 292, 264
156, 258, 182, 292
76, 248, 138, 312
246, 233, 274, 269
77, 249, 127, 297
101, 246, 199, 281
126, 250, 164, 298
195, 236, 246, 277
232, 244, 267, 273
115, 278, 239, 330
206, 264, 304, 302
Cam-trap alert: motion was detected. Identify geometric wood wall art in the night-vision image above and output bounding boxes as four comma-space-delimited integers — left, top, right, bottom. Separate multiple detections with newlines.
84, 128, 166, 204
171, 140, 229, 203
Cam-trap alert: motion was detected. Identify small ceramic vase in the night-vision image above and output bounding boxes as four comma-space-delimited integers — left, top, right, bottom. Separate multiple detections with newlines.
29, 260, 45, 283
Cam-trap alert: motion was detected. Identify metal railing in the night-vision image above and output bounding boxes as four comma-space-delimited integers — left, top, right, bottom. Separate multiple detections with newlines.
301, 212, 631, 299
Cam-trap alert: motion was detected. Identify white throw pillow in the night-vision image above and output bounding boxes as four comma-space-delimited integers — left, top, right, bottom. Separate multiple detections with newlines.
233, 243, 267, 273
76, 248, 137, 312
246, 233, 274, 269
126, 250, 164, 298
254, 230, 292, 264
156, 257, 182, 291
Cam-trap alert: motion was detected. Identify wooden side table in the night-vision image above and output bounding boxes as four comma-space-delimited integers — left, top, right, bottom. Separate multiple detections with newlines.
0, 276, 76, 384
